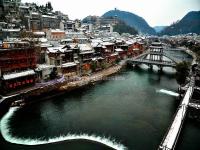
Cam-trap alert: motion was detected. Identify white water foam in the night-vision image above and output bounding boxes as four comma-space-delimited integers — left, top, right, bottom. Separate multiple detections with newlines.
158, 89, 179, 97
0, 107, 127, 150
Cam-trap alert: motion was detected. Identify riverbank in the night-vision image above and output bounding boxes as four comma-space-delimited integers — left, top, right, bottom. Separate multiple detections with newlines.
1, 47, 196, 108
59, 64, 123, 91
178, 47, 197, 64
0, 61, 126, 110
176, 47, 197, 90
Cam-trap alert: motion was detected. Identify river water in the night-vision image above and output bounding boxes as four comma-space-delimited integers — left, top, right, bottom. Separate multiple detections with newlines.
0, 51, 199, 150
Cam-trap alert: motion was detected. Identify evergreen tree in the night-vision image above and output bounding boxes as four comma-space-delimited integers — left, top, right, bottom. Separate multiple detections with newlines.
46, 2, 53, 11
175, 61, 190, 85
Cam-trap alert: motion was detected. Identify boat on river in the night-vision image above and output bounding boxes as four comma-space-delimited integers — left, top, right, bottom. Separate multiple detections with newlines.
11, 99, 26, 107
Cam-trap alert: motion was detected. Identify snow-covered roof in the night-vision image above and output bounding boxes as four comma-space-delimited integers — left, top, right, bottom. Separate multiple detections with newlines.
2, 29, 20, 32
50, 29, 65, 33
102, 38, 112, 42
102, 42, 114, 46
110, 53, 119, 57
115, 39, 123, 43
3, 70, 35, 80
47, 46, 73, 53
36, 64, 55, 70
67, 20, 74, 23
19, 5, 29, 9
79, 44, 93, 51
40, 43, 52, 48
61, 39, 73, 42
115, 48, 124, 52
62, 62, 77, 68
91, 42, 104, 48
91, 39, 103, 43
39, 38, 48, 43
133, 48, 140, 51
47, 47, 60, 53
126, 40, 136, 45
31, 12, 39, 15
92, 57, 104, 61
42, 15, 57, 19
79, 51, 94, 55
33, 32, 45, 35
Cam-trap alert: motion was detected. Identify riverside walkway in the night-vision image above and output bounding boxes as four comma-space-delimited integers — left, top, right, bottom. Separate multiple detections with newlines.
158, 77, 195, 150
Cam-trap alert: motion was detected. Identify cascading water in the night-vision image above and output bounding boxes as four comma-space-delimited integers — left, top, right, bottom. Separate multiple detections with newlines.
157, 89, 179, 97
0, 107, 127, 150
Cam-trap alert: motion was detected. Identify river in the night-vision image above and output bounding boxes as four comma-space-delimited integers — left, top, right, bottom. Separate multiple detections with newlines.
0, 51, 199, 150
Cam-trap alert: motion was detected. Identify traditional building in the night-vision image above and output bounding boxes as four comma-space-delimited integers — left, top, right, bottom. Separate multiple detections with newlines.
0, 41, 36, 94
61, 62, 77, 77
91, 42, 106, 57
115, 48, 126, 59
65, 20, 75, 31
102, 41, 115, 56
78, 44, 94, 75
91, 41, 108, 71
46, 45, 78, 77
19, 4, 31, 30
30, 12, 41, 31
127, 42, 145, 57
29, 13, 60, 32
0, 28, 21, 40
102, 41, 119, 64
35, 64, 55, 81
46, 29, 65, 41
41, 14, 60, 30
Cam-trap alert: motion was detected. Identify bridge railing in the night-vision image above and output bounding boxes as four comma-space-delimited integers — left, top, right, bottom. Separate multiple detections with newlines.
131, 59, 176, 66
158, 77, 194, 150
132, 50, 181, 63
158, 104, 186, 150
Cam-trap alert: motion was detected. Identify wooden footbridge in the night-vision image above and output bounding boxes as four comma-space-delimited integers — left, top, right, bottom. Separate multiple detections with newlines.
128, 43, 182, 70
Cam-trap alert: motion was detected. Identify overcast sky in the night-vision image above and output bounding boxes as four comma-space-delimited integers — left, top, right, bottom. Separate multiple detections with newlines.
22, 0, 200, 27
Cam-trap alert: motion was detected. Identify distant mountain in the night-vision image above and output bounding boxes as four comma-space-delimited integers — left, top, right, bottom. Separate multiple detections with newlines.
154, 26, 167, 33
161, 11, 200, 35
102, 9, 156, 35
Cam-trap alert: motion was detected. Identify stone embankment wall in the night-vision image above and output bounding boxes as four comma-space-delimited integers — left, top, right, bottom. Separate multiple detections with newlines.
59, 65, 122, 91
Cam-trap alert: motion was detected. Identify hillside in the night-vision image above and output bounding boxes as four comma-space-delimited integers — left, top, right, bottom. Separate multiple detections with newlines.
102, 9, 156, 35
161, 11, 200, 35
82, 16, 99, 24
113, 20, 138, 35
